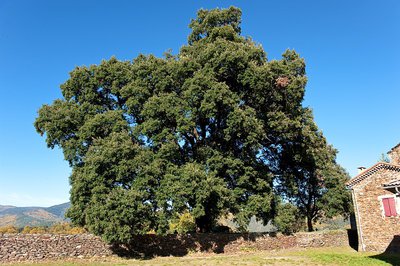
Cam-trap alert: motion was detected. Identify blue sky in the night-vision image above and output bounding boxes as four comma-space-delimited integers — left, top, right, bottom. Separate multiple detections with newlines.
0, 0, 399, 207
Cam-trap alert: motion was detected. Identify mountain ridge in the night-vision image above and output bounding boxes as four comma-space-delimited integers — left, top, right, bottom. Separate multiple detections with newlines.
0, 202, 70, 227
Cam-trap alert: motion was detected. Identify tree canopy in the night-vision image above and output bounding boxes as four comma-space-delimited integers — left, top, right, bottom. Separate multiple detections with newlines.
35, 6, 350, 243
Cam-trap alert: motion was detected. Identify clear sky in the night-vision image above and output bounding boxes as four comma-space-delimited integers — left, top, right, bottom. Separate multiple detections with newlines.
0, 0, 399, 207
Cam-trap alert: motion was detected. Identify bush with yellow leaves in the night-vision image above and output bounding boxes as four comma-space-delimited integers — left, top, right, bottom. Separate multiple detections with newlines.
0, 225, 18, 234
48, 222, 86, 234
169, 212, 196, 234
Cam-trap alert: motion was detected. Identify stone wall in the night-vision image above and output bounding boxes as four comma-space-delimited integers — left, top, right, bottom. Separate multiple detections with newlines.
0, 234, 112, 263
388, 144, 400, 165
0, 231, 349, 263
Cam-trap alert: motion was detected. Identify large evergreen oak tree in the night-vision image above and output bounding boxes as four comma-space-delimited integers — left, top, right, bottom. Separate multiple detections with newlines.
35, 7, 350, 242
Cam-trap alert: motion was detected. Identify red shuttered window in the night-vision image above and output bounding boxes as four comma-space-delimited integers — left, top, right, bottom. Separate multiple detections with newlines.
382, 197, 397, 217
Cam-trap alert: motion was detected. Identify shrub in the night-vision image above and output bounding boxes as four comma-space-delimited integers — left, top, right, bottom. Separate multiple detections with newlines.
28, 227, 47, 234
169, 212, 196, 234
274, 202, 303, 235
18, 223, 86, 234
0, 226, 18, 234
21, 226, 47, 234
67, 226, 86, 234
21, 226, 32, 234
48, 222, 86, 234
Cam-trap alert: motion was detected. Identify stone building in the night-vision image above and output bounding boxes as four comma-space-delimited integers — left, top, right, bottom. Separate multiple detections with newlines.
347, 144, 400, 252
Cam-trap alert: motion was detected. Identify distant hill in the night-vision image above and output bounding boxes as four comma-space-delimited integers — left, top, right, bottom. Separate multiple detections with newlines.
45, 202, 71, 218
0, 202, 70, 228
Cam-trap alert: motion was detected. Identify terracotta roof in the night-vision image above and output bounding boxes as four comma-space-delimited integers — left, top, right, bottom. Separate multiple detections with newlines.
383, 179, 400, 188
346, 162, 400, 188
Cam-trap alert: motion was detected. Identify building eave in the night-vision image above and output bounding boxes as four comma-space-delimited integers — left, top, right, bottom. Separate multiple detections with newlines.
346, 162, 400, 189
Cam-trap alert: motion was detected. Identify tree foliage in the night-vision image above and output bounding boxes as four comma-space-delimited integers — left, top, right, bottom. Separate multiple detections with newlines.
378, 153, 390, 163
276, 110, 352, 231
35, 6, 350, 242
274, 201, 303, 235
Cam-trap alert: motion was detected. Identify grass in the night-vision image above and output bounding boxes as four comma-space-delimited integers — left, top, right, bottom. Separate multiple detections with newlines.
288, 247, 400, 265
6, 246, 400, 266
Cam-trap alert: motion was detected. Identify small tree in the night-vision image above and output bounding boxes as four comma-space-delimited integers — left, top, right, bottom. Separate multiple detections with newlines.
277, 110, 352, 231
378, 153, 390, 163
274, 201, 303, 235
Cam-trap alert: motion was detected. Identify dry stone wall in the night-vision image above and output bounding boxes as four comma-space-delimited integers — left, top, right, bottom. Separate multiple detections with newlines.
0, 234, 112, 263
0, 231, 349, 263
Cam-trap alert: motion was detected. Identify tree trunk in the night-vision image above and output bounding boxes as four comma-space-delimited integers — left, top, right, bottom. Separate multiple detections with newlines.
196, 215, 213, 233
307, 216, 314, 232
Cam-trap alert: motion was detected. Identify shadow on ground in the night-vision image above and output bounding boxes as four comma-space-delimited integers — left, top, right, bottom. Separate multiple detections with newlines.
370, 235, 400, 266
110, 232, 276, 259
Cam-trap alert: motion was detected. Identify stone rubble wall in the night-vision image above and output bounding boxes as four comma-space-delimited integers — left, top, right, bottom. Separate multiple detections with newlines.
0, 230, 349, 263
0, 234, 112, 263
